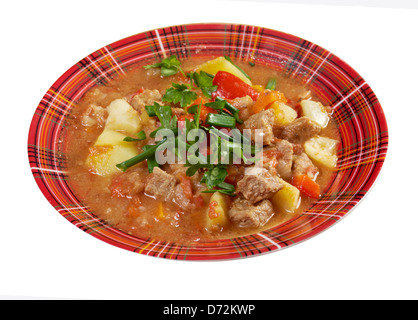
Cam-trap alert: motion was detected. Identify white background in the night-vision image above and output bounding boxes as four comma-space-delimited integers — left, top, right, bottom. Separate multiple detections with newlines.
1, 0, 417, 300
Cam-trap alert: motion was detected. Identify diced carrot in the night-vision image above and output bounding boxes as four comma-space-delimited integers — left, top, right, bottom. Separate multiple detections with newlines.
250, 89, 287, 114
156, 202, 165, 220
291, 174, 321, 199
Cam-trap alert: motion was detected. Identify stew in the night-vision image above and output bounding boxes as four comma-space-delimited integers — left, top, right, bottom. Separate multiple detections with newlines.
62, 55, 340, 245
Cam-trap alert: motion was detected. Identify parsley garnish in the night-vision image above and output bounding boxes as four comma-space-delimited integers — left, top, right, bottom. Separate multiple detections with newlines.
148, 102, 178, 138
190, 71, 217, 99
144, 55, 185, 77
118, 54, 260, 196
163, 83, 198, 108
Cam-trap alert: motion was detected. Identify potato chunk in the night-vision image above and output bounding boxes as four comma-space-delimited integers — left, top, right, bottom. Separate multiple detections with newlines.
104, 98, 141, 135
271, 178, 300, 213
301, 99, 329, 128
270, 101, 298, 125
86, 130, 138, 176
195, 56, 252, 86
205, 192, 230, 231
304, 135, 339, 168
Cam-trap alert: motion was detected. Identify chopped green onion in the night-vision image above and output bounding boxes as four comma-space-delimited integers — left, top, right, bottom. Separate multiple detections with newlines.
116, 138, 167, 172
142, 145, 159, 173
205, 97, 243, 124
205, 113, 236, 128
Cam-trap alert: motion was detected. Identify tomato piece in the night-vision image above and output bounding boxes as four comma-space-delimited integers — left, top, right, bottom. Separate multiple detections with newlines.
179, 173, 193, 200
212, 71, 259, 101
193, 194, 206, 208
208, 201, 220, 220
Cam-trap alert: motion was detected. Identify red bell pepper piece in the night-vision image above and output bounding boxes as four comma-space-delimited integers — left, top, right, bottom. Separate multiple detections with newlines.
212, 71, 259, 101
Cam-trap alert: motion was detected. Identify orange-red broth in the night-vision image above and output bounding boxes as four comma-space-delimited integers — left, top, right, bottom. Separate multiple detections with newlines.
61, 58, 340, 245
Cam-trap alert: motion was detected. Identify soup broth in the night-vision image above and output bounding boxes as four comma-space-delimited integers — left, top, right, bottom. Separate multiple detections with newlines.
62, 56, 340, 245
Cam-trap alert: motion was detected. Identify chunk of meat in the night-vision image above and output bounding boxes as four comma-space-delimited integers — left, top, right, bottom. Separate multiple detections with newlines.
243, 108, 275, 145
130, 89, 162, 113
171, 107, 185, 117
173, 184, 195, 211
144, 167, 176, 201
81, 104, 107, 127
280, 116, 321, 144
165, 164, 201, 184
228, 197, 274, 228
231, 96, 254, 121
292, 152, 318, 179
262, 139, 294, 180
236, 166, 283, 203
109, 167, 148, 198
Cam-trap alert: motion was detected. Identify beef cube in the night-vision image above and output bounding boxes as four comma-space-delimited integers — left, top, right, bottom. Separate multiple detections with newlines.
231, 95, 254, 109
231, 96, 254, 121
171, 107, 185, 117
236, 166, 283, 203
228, 197, 274, 228
292, 152, 318, 179
144, 167, 176, 201
243, 108, 275, 145
173, 184, 194, 211
280, 116, 321, 144
130, 89, 162, 113
263, 139, 294, 180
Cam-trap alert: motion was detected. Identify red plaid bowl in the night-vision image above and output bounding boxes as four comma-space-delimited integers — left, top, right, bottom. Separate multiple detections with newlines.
28, 23, 388, 260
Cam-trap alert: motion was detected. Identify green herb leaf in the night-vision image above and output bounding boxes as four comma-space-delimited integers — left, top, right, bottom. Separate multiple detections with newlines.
154, 103, 173, 128
163, 83, 198, 107
145, 103, 158, 116
187, 104, 199, 114
205, 97, 243, 124
266, 78, 277, 90
190, 71, 218, 99
144, 55, 183, 77
199, 166, 236, 195
201, 166, 228, 190
200, 181, 236, 195
123, 130, 147, 142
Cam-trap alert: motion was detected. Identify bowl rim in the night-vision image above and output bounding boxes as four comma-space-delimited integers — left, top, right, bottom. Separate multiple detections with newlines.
27, 22, 389, 261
